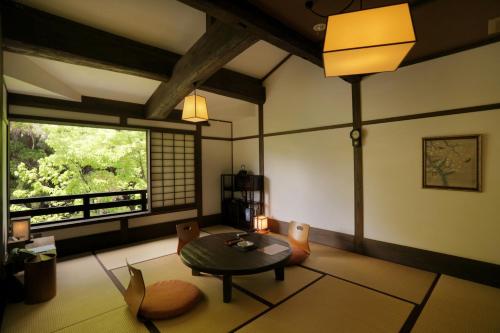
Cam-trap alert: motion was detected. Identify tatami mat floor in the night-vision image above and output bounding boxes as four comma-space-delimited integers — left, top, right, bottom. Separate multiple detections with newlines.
2, 224, 499, 333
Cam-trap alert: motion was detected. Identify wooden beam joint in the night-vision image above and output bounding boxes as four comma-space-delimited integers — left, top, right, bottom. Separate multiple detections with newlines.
146, 20, 258, 119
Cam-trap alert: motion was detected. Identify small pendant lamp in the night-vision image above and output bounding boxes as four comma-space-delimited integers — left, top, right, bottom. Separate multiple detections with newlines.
182, 84, 209, 122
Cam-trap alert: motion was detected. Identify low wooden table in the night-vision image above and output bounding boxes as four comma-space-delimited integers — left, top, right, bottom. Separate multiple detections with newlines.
180, 232, 291, 303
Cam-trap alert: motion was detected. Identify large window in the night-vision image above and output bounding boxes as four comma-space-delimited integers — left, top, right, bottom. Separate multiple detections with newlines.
150, 131, 196, 210
9, 121, 148, 225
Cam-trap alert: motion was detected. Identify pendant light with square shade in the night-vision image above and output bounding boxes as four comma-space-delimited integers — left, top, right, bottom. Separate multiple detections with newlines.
306, 0, 416, 76
182, 83, 209, 122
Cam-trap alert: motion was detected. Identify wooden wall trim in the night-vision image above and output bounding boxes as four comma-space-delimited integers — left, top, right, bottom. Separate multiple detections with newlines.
269, 219, 500, 288
233, 135, 259, 141
362, 103, 500, 126
232, 102, 500, 142
263, 123, 353, 138
201, 136, 232, 141
363, 238, 500, 288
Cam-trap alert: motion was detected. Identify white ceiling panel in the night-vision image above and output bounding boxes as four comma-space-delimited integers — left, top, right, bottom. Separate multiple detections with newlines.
4, 51, 81, 101
5, 52, 257, 121
224, 41, 289, 79
4, 76, 76, 101
5, 52, 161, 104
16, 0, 205, 54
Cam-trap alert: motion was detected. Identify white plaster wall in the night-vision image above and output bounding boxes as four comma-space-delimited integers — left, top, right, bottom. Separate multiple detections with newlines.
233, 138, 259, 175
362, 42, 500, 120
263, 56, 352, 134
128, 210, 197, 228
364, 110, 500, 264
202, 139, 232, 215
40, 221, 121, 240
233, 107, 258, 138
264, 129, 354, 234
262, 54, 354, 233
202, 120, 231, 138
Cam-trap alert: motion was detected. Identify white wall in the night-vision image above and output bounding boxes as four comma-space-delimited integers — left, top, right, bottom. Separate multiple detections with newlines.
265, 130, 354, 233
259, 42, 500, 266
202, 120, 232, 138
362, 42, 500, 264
233, 139, 259, 175
362, 43, 500, 120
233, 107, 258, 138
364, 111, 500, 264
232, 107, 260, 176
202, 139, 232, 215
264, 56, 352, 134
262, 56, 354, 234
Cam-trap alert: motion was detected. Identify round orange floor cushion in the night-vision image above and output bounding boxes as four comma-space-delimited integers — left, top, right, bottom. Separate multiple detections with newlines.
286, 247, 310, 266
140, 280, 201, 320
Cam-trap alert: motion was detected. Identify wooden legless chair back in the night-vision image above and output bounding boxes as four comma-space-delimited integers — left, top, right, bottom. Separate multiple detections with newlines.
176, 221, 200, 254
124, 261, 146, 318
288, 221, 311, 254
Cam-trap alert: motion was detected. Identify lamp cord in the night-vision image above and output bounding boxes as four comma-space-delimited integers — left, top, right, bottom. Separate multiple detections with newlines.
305, 0, 359, 18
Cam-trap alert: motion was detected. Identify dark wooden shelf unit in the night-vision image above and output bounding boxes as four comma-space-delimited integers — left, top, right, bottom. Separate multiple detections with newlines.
221, 174, 264, 230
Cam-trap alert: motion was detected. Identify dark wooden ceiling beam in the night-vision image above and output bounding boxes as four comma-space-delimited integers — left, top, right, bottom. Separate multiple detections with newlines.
7, 93, 208, 125
2, 1, 265, 105
177, 0, 323, 67
146, 20, 257, 119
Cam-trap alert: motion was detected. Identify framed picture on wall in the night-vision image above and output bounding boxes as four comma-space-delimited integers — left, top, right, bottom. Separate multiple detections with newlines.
422, 135, 482, 192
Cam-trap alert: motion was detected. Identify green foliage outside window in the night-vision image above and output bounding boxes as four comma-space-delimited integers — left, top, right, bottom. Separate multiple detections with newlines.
9, 122, 147, 223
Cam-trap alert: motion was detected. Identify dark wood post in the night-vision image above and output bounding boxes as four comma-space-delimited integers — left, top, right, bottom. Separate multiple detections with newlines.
351, 77, 364, 253
83, 196, 90, 220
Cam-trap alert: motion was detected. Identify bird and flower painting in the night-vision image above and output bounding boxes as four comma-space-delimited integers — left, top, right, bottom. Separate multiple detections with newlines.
422, 135, 481, 191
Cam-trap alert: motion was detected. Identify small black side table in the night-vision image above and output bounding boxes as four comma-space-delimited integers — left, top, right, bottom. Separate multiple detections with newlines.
24, 236, 57, 304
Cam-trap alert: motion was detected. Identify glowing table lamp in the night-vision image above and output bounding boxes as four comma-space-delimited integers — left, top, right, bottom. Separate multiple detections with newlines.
254, 215, 269, 234
323, 3, 416, 76
11, 217, 31, 241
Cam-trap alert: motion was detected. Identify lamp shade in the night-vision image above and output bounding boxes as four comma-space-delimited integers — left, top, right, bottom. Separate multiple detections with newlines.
182, 94, 208, 122
323, 3, 416, 76
12, 218, 31, 240
253, 215, 268, 231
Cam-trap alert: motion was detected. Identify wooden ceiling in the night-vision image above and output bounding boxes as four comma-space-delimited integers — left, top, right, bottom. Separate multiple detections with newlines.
248, 0, 500, 65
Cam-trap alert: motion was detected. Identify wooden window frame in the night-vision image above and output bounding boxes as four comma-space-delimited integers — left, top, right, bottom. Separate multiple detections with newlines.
149, 128, 198, 213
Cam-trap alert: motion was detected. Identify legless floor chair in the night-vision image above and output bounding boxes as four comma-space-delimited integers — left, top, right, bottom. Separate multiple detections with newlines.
124, 261, 201, 320
176, 221, 200, 254
286, 221, 311, 266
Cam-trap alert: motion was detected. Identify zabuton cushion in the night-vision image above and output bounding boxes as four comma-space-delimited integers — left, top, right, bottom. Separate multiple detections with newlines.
140, 280, 201, 320
286, 247, 310, 266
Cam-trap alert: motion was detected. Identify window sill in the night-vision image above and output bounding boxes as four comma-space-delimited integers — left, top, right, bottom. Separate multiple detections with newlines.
31, 211, 151, 232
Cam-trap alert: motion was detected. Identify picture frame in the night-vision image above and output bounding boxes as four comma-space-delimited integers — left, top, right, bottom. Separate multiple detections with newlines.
422, 135, 481, 192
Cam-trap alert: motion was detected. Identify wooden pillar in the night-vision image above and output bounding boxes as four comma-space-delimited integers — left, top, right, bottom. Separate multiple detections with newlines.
258, 103, 264, 175
195, 124, 203, 219
258, 103, 264, 215
351, 78, 364, 253
0, 9, 7, 267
